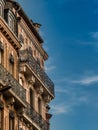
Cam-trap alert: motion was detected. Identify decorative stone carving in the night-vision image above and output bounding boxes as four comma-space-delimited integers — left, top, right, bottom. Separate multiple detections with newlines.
36, 85, 43, 95
9, 110, 15, 118
17, 107, 25, 116
46, 104, 50, 112
20, 66, 27, 73
28, 75, 35, 85
6, 97, 15, 106
43, 95, 51, 103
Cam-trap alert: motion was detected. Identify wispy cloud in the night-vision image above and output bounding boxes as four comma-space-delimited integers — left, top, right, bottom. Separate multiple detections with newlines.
51, 94, 89, 115
51, 104, 71, 115
90, 32, 98, 40
76, 31, 98, 46
55, 87, 69, 94
51, 72, 98, 115
72, 75, 98, 85
45, 57, 56, 72
45, 65, 56, 72
76, 40, 97, 46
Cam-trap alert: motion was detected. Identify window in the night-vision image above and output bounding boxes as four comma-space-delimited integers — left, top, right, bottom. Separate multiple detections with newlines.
9, 117, 14, 130
4, 9, 17, 35
9, 17, 12, 29
9, 15, 15, 32
18, 120, 23, 130
0, 108, 3, 130
0, 42, 4, 65
30, 89, 34, 108
0, 1, 4, 17
9, 54, 14, 75
0, 0, 5, 17
38, 98, 42, 115
9, 111, 14, 130
0, 4, 2, 16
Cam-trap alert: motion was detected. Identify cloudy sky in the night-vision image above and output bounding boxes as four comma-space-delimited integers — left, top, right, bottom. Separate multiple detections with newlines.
18, 0, 98, 130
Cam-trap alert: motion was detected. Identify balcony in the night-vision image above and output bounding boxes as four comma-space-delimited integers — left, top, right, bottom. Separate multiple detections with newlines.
0, 64, 26, 106
25, 102, 49, 130
19, 48, 54, 97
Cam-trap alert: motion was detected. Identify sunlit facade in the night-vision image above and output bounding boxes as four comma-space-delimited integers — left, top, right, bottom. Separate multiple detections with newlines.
0, 0, 54, 130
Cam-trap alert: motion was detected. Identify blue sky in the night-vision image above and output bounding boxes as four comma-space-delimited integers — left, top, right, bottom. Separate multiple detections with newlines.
17, 0, 98, 130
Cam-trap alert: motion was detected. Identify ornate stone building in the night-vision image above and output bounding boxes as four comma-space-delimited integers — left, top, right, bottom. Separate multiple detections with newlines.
0, 0, 55, 130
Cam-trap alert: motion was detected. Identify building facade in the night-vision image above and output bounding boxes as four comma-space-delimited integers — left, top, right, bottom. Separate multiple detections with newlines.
0, 0, 55, 130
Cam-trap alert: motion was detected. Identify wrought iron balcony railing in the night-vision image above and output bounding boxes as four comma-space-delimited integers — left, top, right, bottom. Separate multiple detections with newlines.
19, 48, 54, 96
25, 102, 49, 130
0, 64, 26, 103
